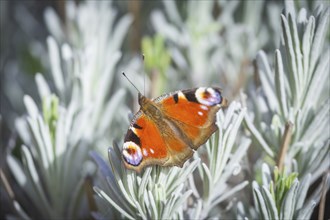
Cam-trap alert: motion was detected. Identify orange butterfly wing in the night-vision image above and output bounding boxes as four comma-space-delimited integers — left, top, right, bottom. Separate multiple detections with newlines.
122, 111, 193, 172
158, 87, 226, 148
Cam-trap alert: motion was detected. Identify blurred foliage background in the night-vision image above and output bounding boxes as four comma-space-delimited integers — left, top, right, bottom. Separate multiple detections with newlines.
1, 0, 329, 219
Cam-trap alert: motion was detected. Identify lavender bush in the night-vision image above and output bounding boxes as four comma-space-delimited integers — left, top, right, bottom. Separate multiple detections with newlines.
1, 1, 329, 219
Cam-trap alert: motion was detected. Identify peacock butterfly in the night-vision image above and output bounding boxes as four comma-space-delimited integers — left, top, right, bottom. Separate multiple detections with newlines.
122, 86, 228, 172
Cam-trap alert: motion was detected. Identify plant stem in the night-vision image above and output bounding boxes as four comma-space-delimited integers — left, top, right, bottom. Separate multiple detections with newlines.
277, 121, 293, 172
0, 168, 15, 199
84, 175, 97, 213
128, 0, 141, 52
318, 170, 330, 220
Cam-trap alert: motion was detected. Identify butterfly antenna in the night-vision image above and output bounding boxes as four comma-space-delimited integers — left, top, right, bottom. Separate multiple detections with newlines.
142, 54, 145, 96
122, 72, 141, 94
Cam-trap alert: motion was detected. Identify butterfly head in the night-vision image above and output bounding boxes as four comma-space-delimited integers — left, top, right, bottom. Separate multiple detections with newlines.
138, 92, 144, 104
138, 92, 149, 108
138, 93, 162, 119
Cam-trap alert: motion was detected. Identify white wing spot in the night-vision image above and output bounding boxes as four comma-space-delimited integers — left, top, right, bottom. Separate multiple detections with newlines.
200, 105, 209, 111
142, 148, 148, 156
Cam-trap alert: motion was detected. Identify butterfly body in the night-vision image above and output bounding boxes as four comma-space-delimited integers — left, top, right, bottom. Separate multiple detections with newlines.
122, 87, 227, 172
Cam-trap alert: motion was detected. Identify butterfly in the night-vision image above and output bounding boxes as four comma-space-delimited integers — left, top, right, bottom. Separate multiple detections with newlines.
122, 87, 228, 172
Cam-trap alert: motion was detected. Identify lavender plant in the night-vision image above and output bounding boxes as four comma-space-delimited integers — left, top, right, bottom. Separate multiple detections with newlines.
91, 146, 199, 219
5, 1, 132, 219
245, 4, 329, 181
242, 3, 329, 219
2, 1, 329, 220
150, 0, 221, 86
150, 0, 281, 97
188, 102, 250, 219
92, 101, 249, 219
252, 164, 318, 220
141, 35, 171, 96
